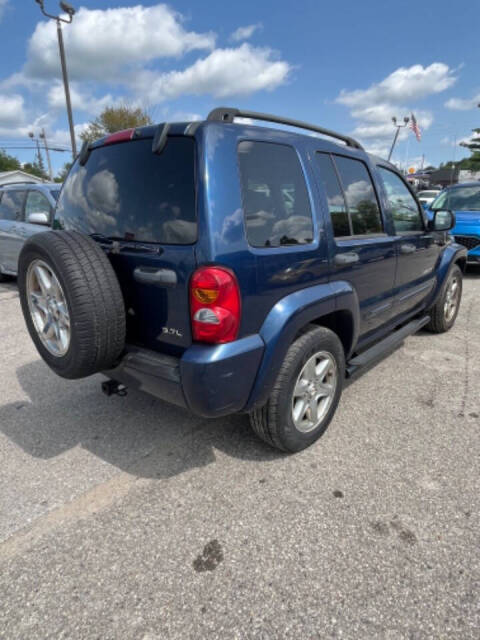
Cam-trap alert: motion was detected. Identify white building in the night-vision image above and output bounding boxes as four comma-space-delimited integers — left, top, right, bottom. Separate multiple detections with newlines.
0, 170, 44, 186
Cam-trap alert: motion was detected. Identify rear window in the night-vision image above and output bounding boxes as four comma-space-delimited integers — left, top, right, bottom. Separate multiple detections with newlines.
55, 137, 196, 244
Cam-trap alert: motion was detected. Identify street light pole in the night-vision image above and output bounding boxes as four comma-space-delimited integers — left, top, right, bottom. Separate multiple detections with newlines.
56, 18, 76, 159
34, 1, 77, 159
387, 116, 410, 163
28, 132, 42, 164
40, 129, 54, 181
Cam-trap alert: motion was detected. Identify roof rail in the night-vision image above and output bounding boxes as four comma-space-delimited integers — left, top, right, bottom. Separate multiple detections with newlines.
207, 107, 364, 150
0, 181, 38, 186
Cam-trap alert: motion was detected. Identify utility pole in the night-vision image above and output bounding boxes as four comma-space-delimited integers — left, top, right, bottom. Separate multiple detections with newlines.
28, 131, 46, 180
34, 1, 77, 159
40, 129, 54, 181
388, 116, 410, 162
450, 134, 457, 186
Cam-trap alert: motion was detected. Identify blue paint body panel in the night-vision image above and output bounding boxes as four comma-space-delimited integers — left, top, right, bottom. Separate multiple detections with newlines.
54, 119, 467, 418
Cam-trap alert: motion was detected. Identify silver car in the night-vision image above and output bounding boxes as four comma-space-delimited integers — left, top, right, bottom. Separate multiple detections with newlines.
0, 182, 61, 279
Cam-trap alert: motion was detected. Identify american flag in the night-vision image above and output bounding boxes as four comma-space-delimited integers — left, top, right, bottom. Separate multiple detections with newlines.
410, 113, 421, 142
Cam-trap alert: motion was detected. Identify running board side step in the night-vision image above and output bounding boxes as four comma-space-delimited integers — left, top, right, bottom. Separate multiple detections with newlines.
346, 315, 430, 379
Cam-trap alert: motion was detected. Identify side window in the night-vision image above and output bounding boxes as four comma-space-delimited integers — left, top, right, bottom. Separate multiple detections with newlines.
315, 153, 349, 236
0, 190, 25, 221
333, 156, 383, 235
25, 191, 51, 219
377, 167, 423, 232
238, 141, 314, 248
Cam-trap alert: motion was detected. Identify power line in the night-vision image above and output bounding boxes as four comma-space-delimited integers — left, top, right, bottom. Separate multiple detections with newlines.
0, 145, 70, 152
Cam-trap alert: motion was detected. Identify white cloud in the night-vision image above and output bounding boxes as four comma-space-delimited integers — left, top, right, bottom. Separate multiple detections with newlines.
352, 110, 433, 140
0, 0, 8, 22
445, 93, 480, 110
25, 4, 216, 81
441, 134, 475, 147
337, 63, 456, 108
132, 43, 291, 102
0, 94, 26, 128
47, 83, 113, 115
335, 63, 457, 158
230, 23, 262, 42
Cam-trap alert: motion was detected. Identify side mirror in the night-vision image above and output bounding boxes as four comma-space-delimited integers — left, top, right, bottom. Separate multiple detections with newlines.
428, 209, 455, 232
28, 212, 50, 226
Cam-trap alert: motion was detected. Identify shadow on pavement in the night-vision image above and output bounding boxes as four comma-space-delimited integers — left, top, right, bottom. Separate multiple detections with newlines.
0, 360, 281, 480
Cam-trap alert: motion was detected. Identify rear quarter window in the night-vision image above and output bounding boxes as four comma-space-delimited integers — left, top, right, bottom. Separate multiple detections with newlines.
55, 137, 196, 245
237, 140, 314, 248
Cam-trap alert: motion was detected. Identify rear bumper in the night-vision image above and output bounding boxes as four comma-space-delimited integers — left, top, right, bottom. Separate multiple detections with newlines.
104, 334, 265, 418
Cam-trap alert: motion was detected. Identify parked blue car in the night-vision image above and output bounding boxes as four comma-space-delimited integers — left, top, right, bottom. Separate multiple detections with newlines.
427, 182, 480, 265
16, 107, 467, 452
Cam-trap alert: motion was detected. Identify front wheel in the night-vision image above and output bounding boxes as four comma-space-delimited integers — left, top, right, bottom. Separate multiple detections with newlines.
249, 326, 345, 452
426, 264, 462, 333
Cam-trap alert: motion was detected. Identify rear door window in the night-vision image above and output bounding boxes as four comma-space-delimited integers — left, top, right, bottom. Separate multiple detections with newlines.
333, 156, 383, 235
315, 153, 350, 236
237, 141, 314, 248
0, 190, 26, 221
56, 137, 196, 244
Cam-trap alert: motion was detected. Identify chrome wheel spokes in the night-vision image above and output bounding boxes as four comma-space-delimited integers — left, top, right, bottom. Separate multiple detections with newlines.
26, 260, 71, 357
444, 275, 459, 323
291, 351, 337, 433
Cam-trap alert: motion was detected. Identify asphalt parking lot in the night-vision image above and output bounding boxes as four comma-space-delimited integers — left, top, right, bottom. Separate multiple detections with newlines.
1, 271, 479, 639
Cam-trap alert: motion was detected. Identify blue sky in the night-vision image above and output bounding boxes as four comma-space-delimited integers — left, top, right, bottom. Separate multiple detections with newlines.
0, 0, 479, 175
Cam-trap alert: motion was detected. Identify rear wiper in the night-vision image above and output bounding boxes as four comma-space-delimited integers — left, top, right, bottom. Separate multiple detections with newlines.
89, 233, 115, 245
89, 233, 162, 255
115, 241, 162, 255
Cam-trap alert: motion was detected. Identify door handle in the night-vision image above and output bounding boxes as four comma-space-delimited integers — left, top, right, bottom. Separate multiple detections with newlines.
133, 266, 177, 287
400, 243, 416, 255
334, 252, 359, 266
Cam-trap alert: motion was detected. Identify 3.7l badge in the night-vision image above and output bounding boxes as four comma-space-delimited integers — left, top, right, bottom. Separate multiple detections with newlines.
161, 327, 183, 338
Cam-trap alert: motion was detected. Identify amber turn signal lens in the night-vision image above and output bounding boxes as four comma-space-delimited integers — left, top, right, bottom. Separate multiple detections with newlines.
192, 287, 219, 304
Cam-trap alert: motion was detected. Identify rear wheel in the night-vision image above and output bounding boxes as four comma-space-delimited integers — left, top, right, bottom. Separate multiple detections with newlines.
249, 326, 344, 452
426, 264, 462, 333
18, 230, 126, 379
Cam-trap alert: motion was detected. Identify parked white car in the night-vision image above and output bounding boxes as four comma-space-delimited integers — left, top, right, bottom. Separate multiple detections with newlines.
417, 189, 441, 208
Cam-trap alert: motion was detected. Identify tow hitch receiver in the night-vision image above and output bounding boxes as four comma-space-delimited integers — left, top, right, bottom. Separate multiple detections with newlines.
101, 379, 128, 397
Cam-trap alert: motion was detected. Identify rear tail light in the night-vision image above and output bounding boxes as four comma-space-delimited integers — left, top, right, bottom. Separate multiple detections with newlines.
190, 267, 241, 343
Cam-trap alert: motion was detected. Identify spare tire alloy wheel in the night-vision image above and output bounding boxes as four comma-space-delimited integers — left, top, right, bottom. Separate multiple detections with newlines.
18, 230, 126, 379
26, 259, 71, 357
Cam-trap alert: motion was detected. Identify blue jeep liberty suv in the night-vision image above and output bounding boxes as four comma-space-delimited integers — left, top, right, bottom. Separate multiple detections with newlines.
17, 107, 467, 452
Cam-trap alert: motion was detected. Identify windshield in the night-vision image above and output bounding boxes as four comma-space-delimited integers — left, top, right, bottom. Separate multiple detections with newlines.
55, 136, 196, 244
431, 185, 480, 211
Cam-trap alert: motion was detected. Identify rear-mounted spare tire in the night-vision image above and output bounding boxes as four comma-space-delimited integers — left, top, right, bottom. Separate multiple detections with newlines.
18, 230, 126, 379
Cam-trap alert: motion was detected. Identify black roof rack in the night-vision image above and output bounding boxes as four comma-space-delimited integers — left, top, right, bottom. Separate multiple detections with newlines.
207, 107, 364, 150
0, 180, 38, 186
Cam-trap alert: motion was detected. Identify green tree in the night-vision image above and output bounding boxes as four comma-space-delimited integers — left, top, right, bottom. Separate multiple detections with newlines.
0, 149, 21, 172
22, 160, 49, 181
54, 161, 72, 183
80, 105, 153, 144
459, 124, 480, 170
